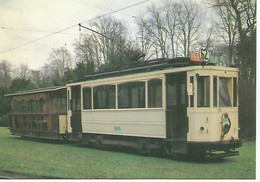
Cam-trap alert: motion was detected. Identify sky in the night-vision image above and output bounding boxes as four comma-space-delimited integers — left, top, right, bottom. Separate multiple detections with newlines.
0, 0, 156, 70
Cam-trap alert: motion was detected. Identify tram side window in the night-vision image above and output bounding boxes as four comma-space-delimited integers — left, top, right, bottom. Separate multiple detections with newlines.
148, 79, 162, 108
118, 82, 145, 108
83, 87, 92, 109
219, 77, 232, 107
94, 85, 115, 109
197, 76, 210, 107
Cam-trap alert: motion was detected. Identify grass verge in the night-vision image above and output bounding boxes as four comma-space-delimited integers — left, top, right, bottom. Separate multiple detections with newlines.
0, 127, 256, 179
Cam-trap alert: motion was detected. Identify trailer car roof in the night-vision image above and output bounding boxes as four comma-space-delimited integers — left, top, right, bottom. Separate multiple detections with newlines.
5, 86, 66, 97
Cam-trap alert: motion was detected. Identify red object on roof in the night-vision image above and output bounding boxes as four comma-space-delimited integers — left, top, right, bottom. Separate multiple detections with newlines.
190, 52, 201, 62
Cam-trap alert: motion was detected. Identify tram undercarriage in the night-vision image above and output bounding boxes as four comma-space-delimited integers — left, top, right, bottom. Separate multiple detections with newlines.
70, 131, 241, 160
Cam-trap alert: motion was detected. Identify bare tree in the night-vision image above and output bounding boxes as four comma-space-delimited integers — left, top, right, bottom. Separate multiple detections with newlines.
137, 0, 206, 59
91, 16, 127, 65
212, 0, 256, 83
229, 0, 256, 85
74, 35, 97, 71
75, 16, 142, 71
48, 46, 72, 84
18, 63, 30, 79
212, 0, 238, 66
212, 0, 256, 139
40, 63, 54, 86
176, 0, 205, 57
29, 69, 43, 87
164, 1, 179, 57
137, 4, 169, 59
0, 60, 13, 87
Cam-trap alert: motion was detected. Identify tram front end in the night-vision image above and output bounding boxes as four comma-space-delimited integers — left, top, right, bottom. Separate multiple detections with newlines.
186, 67, 241, 159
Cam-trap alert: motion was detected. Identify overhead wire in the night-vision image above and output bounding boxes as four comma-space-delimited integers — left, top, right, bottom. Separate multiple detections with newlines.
71, 0, 138, 19
0, 0, 149, 54
1, 27, 77, 35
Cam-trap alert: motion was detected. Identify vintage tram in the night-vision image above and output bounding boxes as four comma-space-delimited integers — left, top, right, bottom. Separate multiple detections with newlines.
6, 57, 241, 158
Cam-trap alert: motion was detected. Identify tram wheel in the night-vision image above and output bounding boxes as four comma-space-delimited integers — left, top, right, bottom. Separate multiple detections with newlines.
137, 138, 150, 155
62, 135, 69, 143
95, 136, 104, 149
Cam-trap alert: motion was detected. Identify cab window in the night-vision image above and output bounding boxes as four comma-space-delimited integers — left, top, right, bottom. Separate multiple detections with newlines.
197, 76, 210, 107
219, 77, 232, 107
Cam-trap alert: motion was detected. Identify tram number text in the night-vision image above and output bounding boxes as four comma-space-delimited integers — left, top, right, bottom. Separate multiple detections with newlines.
114, 126, 121, 131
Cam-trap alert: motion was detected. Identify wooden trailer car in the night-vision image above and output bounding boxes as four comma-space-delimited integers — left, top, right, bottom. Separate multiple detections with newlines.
6, 86, 68, 140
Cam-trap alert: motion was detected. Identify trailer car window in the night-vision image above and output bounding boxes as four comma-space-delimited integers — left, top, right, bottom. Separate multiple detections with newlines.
148, 79, 162, 108
52, 97, 58, 113
197, 76, 210, 107
40, 99, 46, 113
22, 100, 27, 113
13, 101, 18, 113
32, 100, 40, 113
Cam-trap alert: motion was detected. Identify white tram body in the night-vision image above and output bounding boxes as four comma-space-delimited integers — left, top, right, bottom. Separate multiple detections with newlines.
65, 58, 240, 158
79, 72, 166, 139
68, 66, 239, 141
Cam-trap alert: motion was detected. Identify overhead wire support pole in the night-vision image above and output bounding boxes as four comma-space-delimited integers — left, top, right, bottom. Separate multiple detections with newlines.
78, 23, 129, 51
78, 24, 113, 43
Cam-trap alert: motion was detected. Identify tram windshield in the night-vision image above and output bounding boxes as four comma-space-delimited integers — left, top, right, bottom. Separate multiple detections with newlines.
219, 77, 232, 107
197, 76, 210, 107
194, 75, 237, 108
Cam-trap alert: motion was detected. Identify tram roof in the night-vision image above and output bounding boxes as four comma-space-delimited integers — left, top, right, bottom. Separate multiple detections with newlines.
82, 57, 215, 81
5, 85, 66, 97
6, 57, 236, 97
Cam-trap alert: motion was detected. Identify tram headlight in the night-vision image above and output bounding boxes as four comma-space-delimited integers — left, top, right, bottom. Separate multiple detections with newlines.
222, 113, 231, 135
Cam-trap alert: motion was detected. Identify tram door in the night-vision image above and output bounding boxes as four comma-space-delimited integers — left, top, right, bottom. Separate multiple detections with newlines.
69, 85, 82, 136
166, 72, 188, 139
